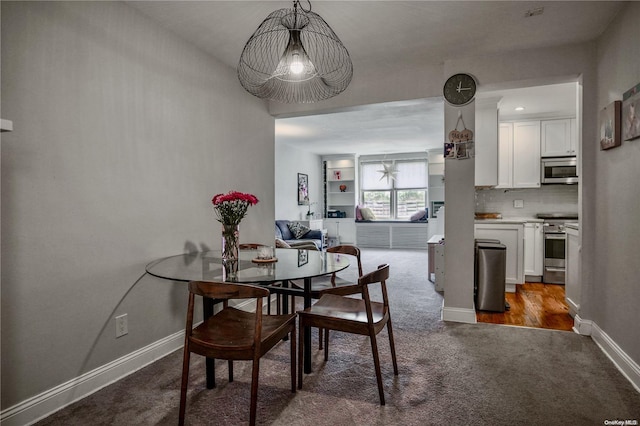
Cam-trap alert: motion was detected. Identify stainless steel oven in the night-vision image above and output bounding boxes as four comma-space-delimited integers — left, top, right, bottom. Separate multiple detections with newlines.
541, 157, 578, 184
537, 214, 578, 284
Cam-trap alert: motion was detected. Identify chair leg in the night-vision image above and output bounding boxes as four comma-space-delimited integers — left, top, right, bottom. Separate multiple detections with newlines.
277, 294, 281, 315
318, 327, 323, 350
179, 346, 191, 426
228, 360, 234, 382
267, 294, 272, 315
386, 318, 399, 375
369, 332, 386, 405
290, 325, 297, 393
297, 318, 304, 389
249, 358, 260, 426
323, 328, 329, 361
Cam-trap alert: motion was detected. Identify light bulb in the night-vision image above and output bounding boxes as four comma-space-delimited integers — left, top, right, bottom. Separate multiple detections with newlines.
290, 53, 304, 75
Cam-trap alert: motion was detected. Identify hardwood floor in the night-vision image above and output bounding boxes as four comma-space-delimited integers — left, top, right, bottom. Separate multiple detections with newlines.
476, 282, 575, 331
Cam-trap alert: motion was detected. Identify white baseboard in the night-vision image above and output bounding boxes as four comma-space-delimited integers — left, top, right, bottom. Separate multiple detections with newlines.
572, 314, 593, 335
441, 305, 477, 324
589, 321, 640, 393
0, 331, 185, 426
0, 297, 268, 426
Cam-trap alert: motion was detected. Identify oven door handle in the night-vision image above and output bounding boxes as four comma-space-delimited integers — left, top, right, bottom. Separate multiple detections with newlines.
544, 234, 566, 240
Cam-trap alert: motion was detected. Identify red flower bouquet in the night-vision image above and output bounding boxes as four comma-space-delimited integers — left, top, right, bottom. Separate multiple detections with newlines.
211, 191, 259, 226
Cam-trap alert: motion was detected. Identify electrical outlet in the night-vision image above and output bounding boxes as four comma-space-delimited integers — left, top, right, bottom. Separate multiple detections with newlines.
115, 314, 128, 338
514, 199, 524, 209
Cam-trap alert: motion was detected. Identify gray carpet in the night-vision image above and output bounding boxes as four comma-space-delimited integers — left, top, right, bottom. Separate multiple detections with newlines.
36, 249, 640, 425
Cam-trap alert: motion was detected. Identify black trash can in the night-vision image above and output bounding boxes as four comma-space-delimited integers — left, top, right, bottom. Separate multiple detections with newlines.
475, 241, 507, 312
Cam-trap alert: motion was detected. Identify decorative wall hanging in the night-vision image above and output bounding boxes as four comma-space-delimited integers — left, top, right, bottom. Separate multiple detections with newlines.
298, 173, 309, 205
599, 100, 622, 150
444, 111, 475, 159
237, 0, 353, 103
622, 82, 640, 141
377, 162, 398, 183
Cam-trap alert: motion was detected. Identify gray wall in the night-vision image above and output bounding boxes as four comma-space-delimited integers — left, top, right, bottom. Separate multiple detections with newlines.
274, 143, 323, 221
590, 2, 640, 364
1, 2, 274, 408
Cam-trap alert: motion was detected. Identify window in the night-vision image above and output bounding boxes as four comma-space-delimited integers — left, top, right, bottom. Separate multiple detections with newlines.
360, 159, 427, 220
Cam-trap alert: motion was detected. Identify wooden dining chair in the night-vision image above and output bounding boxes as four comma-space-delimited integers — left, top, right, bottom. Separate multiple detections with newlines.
296, 263, 398, 405
292, 244, 364, 350
179, 281, 296, 426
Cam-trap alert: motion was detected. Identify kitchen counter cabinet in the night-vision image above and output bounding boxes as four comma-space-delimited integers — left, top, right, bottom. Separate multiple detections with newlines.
565, 226, 580, 317
524, 222, 544, 279
474, 222, 524, 292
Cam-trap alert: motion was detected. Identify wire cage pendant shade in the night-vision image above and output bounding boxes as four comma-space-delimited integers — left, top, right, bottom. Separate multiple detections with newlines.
237, 0, 353, 103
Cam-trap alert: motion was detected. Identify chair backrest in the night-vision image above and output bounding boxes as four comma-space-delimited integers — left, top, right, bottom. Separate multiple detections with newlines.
327, 244, 363, 278
188, 281, 269, 300
239, 243, 266, 250
358, 264, 391, 319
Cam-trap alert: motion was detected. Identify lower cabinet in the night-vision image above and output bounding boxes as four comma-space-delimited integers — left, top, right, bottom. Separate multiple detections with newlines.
474, 222, 525, 292
523, 222, 544, 279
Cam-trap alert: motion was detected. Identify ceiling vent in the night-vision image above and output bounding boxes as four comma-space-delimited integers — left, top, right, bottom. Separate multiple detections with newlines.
524, 7, 544, 17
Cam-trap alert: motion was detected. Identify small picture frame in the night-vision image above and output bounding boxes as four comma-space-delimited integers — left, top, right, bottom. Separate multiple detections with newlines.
297, 249, 308, 266
298, 173, 309, 205
333, 170, 342, 180
599, 100, 622, 150
622, 82, 640, 142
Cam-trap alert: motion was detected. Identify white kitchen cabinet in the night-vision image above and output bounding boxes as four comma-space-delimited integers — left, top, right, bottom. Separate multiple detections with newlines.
497, 123, 513, 188
512, 121, 541, 188
497, 121, 540, 188
474, 98, 500, 187
474, 222, 524, 292
541, 118, 577, 157
565, 226, 580, 317
523, 222, 544, 279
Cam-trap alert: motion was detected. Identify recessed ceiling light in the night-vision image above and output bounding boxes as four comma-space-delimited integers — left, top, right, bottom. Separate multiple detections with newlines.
515, 106, 525, 111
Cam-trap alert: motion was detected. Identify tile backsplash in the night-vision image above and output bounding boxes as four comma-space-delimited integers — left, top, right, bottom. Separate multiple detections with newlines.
475, 185, 578, 218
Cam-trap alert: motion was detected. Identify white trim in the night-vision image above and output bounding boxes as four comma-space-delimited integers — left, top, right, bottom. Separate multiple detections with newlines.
441, 306, 478, 324
0, 331, 185, 426
572, 314, 592, 335
590, 321, 640, 394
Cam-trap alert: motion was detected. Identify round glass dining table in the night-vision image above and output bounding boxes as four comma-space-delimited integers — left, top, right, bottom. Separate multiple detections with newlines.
145, 248, 350, 380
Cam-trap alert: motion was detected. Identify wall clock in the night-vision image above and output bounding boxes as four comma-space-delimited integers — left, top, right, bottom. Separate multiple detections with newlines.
443, 73, 477, 106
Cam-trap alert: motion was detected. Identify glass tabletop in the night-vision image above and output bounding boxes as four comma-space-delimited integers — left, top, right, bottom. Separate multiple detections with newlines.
145, 248, 350, 284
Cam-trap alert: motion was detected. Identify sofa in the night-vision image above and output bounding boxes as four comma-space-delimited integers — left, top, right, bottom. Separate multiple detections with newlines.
275, 220, 324, 250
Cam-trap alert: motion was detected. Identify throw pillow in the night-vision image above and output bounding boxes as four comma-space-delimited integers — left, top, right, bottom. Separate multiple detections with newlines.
360, 207, 376, 221
355, 205, 363, 221
287, 222, 311, 239
410, 209, 426, 222
275, 238, 291, 248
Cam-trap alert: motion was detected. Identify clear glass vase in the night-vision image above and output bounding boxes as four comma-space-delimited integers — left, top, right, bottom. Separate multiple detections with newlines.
221, 223, 239, 280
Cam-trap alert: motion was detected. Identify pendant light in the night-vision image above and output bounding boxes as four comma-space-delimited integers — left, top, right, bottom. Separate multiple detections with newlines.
237, 0, 353, 103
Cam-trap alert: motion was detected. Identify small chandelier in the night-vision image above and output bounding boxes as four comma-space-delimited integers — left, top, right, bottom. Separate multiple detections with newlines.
237, 0, 353, 103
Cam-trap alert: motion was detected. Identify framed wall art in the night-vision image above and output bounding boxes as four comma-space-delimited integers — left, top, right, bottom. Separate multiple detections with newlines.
622, 82, 640, 142
599, 100, 621, 150
298, 173, 309, 205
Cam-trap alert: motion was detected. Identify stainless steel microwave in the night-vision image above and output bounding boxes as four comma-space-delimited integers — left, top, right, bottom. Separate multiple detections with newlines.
541, 157, 578, 184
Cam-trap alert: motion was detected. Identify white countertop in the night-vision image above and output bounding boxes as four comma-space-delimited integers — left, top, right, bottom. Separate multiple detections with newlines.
475, 217, 544, 224
565, 222, 579, 231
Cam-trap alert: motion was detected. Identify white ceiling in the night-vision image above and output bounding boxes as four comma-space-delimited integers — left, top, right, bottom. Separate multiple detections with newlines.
128, 1, 623, 155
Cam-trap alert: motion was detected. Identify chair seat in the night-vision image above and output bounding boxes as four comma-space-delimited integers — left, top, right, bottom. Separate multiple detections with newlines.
298, 294, 387, 334
191, 307, 295, 358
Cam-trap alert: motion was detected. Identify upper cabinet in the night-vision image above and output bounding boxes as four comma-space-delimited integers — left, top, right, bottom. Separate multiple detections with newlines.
475, 98, 500, 187
497, 121, 541, 188
541, 118, 578, 157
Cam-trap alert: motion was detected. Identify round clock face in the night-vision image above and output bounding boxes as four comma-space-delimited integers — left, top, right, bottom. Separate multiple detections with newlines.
443, 73, 477, 106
